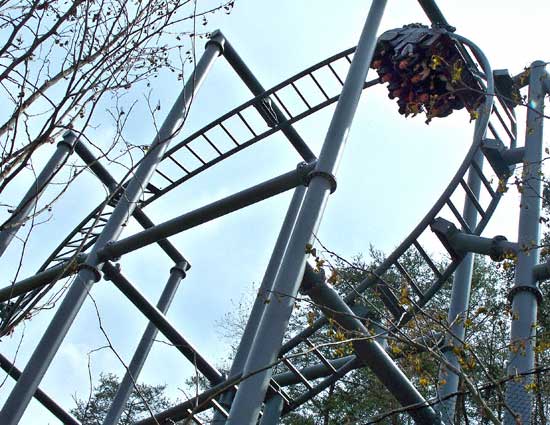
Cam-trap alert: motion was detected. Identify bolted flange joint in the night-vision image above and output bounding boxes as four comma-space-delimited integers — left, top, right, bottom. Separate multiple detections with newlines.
304, 170, 337, 194
507, 284, 543, 305
77, 263, 102, 282
170, 260, 190, 277
58, 130, 80, 151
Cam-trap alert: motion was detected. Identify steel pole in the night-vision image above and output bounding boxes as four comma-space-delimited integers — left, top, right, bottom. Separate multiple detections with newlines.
302, 266, 441, 424
74, 140, 188, 264
222, 37, 316, 162
0, 131, 78, 258
102, 262, 223, 384
504, 61, 546, 425
99, 164, 313, 261
259, 394, 285, 425
212, 186, 306, 423
102, 262, 188, 425
225, 3, 387, 424
0, 34, 224, 425
0, 353, 80, 425
437, 139, 484, 423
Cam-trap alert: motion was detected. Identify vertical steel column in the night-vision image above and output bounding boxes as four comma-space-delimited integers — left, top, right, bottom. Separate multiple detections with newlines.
504, 61, 546, 425
102, 262, 187, 425
225, 3, 386, 424
0, 131, 78, 258
437, 142, 484, 423
0, 34, 224, 425
259, 394, 285, 425
212, 186, 306, 423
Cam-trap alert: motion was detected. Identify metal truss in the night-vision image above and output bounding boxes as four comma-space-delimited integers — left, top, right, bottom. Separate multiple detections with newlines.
0, 0, 547, 424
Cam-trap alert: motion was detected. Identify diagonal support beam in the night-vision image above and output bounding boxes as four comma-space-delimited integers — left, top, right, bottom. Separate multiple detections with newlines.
0, 353, 80, 425
102, 262, 188, 425
102, 262, 223, 385
0, 33, 225, 425
73, 139, 189, 265
0, 132, 78, 258
98, 163, 314, 261
224, 3, 387, 423
0, 163, 313, 305
300, 263, 442, 425
221, 34, 316, 162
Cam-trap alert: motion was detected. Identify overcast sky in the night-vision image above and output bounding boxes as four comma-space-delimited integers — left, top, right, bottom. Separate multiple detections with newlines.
1, 1, 550, 423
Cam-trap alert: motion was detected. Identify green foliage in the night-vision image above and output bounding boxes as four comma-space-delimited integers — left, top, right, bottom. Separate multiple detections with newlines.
71, 373, 172, 425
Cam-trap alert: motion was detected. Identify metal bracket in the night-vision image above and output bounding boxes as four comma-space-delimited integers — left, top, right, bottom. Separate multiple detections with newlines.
256, 97, 279, 128
305, 170, 337, 194
430, 218, 463, 261
431, 217, 517, 261
507, 284, 543, 305
481, 138, 523, 179
77, 263, 102, 282
58, 130, 79, 151
494, 69, 521, 109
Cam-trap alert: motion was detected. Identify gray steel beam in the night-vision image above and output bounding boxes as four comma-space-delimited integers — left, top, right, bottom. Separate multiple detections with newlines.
0, 131, 78, 258
102, 262, 188, 425
417, 0, 454, 30
74, 140, 188, 264
431, 218, 517, 260
0, 163, 310, 305
0, 254, 86, 303
0, 353, 80, 425
225, 3, 387, 424
0, 33, 224, 425
533, 261, 550, 282
212, 185, 307, 422
98, 163, 314, 261
221, 36, 316, 162
437, 147, 484, 423
504, 61, 546, 425
259, 394, 285, 425
273, 355, 354, 387
301, 265, 441, 425
102, 262, 223, 385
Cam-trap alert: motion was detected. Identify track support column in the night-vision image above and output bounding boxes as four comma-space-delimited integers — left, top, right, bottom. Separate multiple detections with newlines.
212, 185, 306, 423
225, 3, 386, 424
504, 61, 546, 425
0, 33, 224, 425
102, 261, 188, 425
437, 138, 484, 422
0, 131, 78, 257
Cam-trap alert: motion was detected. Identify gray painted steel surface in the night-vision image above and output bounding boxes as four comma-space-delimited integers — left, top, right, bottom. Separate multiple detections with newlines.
225, 2, 387, 423
212, 185, 306, 423
504, 61, 546, 425
0, 35, 224, 425
0, 131, 78, 257
102, 263, 188, 425
302, 267, 442, 424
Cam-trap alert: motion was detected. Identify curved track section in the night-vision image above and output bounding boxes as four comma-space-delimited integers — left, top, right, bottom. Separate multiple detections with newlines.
0, 39, 520, 421
136, 43, 518, 422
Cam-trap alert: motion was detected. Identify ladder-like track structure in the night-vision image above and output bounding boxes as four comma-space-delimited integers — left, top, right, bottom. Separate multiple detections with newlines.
1, 1, 545, 424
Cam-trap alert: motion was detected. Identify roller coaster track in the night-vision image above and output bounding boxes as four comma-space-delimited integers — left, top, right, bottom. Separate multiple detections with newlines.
0, 46, 377, 334
140, 43, 516, 423
1, 33, 518, 423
